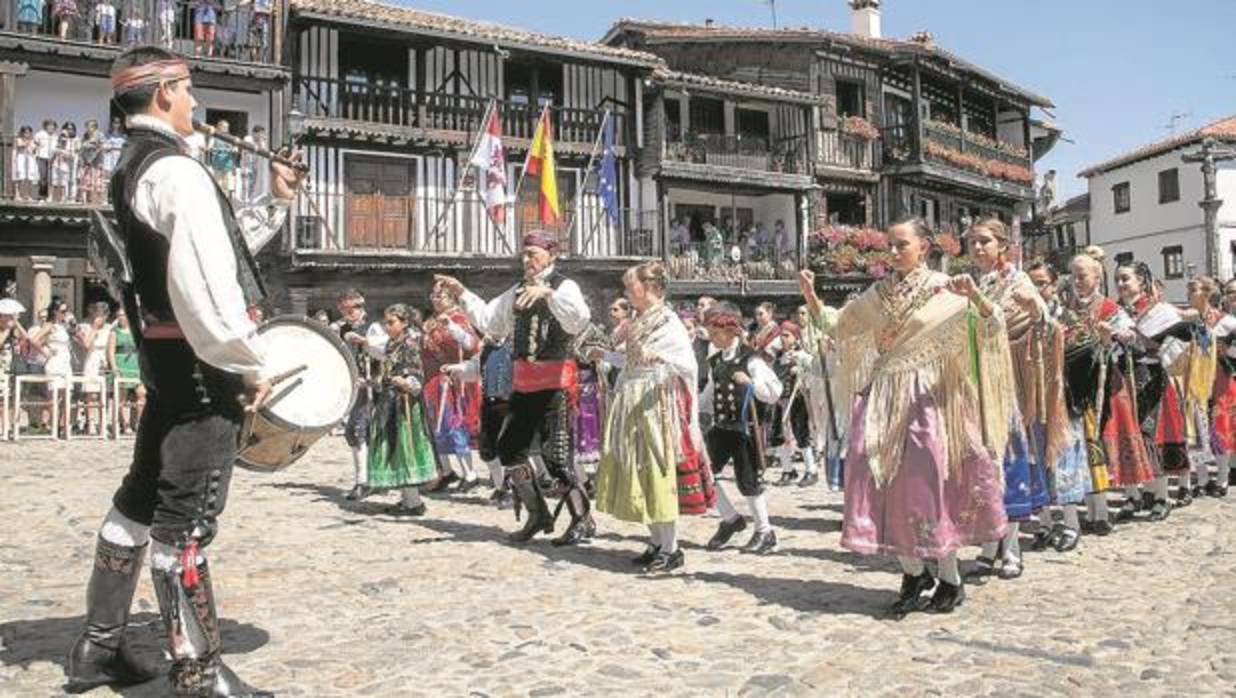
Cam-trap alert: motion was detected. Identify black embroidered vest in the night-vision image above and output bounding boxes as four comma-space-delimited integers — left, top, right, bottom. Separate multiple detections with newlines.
108, 127, 266, 335
710, 346, 756, 432
512, 270, 572, 361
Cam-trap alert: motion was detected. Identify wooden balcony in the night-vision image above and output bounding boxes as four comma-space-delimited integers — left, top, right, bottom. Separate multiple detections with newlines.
664, 133, 808, 176
815, 128, 878, 181
295, 75, 624, 149
882, 121, 1036, 200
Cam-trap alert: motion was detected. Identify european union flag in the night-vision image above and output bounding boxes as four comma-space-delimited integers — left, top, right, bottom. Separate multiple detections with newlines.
597, 113, 620, 226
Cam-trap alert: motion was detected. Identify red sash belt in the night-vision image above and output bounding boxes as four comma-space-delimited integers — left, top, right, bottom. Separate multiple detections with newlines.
143, 322, 184, 339
513, 359, 577, 393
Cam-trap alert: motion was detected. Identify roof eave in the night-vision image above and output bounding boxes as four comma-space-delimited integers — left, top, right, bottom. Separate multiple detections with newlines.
293, 10, 663, 69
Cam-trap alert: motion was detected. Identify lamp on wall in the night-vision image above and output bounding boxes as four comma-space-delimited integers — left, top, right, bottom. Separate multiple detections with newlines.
287, 108, 306, 145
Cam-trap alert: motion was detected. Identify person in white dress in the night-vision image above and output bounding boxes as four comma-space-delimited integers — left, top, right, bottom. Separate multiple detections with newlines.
77, 302, 112, 435
30, 299, 74, 436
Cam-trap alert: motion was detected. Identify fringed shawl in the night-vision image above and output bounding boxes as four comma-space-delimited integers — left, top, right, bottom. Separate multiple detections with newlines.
982, 265, 1072, 470
836, 268, 1010, 488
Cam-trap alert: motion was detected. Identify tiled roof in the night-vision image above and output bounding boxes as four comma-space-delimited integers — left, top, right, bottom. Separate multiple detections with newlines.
1078, 115, 1236, 178
290, 0, 662, 67
652, 68, 820, 104
603, 19, 1053, 108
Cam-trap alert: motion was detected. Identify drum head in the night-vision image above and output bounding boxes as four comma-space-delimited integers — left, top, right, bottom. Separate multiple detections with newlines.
257, 315, 357, 430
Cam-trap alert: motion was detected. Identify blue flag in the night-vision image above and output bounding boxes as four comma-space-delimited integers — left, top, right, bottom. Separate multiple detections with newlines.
597, 113, 620, 226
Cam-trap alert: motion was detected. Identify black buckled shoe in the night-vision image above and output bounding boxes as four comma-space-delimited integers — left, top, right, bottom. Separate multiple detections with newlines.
776, 470, 799, 486
1204, 481, 1229, 498
1090, 518, 1114, 537
1053, 527, 1080, 552
1176, 485, 1194, 508
65, 539, 160, 694
797, 472, 820, 488
927, 579, 966, 613
1114, 497, 1139, 522
643, 549, 685, 574
1031, 528, 1053, 551
344, 484, 371, 501
742, 529, 778, 554
706, 516, 748, 551
1148, 498, 1172, 522
887, 571, 935, 619
968, 555, 996, 580
631, 545, 660, 566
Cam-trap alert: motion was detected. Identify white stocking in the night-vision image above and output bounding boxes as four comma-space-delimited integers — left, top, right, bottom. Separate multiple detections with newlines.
352, 445, 368, 487
455, 452, 478, 482
936, 553, 961, 585
1002, 522, 1021, 564
1219, 454, 1232, 487
401, 487, 423, 507
1196, 456, 1212, 488
486, 458, 506, 489
1150, 476, 1169, 500
747, 494, 771, 533
898, 556, 925, 576
652, 522, 679, 554
801, 446, 818, 475
1061, 504, 1081, 531
99, 506, 150, 547
715, 484, 741, 522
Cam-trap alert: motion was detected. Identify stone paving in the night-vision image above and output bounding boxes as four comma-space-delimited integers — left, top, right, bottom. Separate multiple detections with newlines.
3, 438, 1236, 696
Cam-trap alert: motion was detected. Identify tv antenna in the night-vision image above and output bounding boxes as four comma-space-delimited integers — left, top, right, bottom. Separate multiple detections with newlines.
1164, 110, 1192, 134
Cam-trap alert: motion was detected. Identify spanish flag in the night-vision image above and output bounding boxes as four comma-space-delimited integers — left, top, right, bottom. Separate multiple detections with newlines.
526, 107, 560, 224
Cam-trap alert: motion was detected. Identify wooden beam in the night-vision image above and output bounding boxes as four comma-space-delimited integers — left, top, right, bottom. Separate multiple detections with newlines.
911, 58, 923, 164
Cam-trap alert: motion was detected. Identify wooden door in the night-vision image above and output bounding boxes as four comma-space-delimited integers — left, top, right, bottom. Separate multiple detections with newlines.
345, 156, 415, 249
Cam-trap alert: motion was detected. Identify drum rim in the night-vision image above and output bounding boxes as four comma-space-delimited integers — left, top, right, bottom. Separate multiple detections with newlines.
255, 314, 358, 431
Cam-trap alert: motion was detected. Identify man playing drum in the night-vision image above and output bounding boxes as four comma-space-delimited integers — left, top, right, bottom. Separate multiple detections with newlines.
435, 231, 593, 545
66, 45, 303, 697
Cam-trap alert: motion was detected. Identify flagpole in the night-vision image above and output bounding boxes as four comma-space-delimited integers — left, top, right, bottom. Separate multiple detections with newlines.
566, 108, 610, 258
422, 98, 496, 253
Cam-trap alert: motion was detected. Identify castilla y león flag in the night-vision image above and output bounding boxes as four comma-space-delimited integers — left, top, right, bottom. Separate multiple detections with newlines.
468, 107, 508, 224
526, 108, 560, 224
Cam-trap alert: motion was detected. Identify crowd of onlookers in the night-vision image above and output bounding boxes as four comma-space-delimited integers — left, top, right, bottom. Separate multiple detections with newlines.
0, 294, 145, 438
10, 0, 272, 60
9, 118, 270, 204
669, 216, 797, 267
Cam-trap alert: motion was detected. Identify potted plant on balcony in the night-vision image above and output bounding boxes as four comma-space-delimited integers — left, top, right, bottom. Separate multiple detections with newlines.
839, 115, 880, 142
808, 225, 892, 280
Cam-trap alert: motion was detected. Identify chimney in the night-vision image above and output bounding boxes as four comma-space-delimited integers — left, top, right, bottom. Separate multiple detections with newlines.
704, 18, 714, 27
849, 0, 881, 39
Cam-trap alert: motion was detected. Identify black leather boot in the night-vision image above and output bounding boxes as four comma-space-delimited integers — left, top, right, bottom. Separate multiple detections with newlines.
152, 552, 272, 697
65, 538, 160, 693
508, 464, 554, 544
888, 571, 935, 618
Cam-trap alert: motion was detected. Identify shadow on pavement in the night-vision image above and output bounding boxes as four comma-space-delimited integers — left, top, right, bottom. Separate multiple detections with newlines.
0, 612, 269, 696
688, 571, 892, 618
768, 514, 842, 535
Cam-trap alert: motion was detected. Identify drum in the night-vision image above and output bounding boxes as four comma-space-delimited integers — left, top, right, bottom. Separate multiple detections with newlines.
237, 316, 357, 472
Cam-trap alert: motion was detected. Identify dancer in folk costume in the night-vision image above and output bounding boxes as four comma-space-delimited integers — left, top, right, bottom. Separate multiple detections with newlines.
335, 288, 387, 500
435, 231, 594, 545
965, 219, 1057, 580
835, 218, 1008, 616
700, 302, 783, 554
1107, 261, 1190, 521
1208, 278, 1236, 495
1026, 261, 1092, 553
572, 321, 612, 469
595, 262, 716, 573
367, 304, 437, 515
768, 321, 821, 487
749, 302, 782, 359
1180, 276, 1229, 498
421, 286, 482, 491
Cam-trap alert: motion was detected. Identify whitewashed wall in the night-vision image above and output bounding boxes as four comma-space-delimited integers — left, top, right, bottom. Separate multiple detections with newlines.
1086, 148, 1236, 301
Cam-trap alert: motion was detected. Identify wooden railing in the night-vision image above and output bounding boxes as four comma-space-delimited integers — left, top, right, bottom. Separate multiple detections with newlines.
922, 121, 1029, 167
295, 75, 625, 146
2, 0, 279, 64
816, 128, 877, 170
664, 133, 809, 174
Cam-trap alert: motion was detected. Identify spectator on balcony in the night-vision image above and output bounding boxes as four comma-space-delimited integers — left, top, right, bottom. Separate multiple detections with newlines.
50, 121, 78, 204
721, 216, 736, 244
773, 219, 794, 265
156, 0, 175, 48
121, 0, 146, 44
12, 126, 40, 201
16, 0, 45, 33
192, 0, 218, 56
248, 0, 270, 60
34, 119, 56, 200
703, 222, 725, 268
207, 119, 238, 196
101, 117, 125, 176
669, 218, 691, 254
52, 0, 77, 39
93, 0, 116, 44
78, 119, 105, 205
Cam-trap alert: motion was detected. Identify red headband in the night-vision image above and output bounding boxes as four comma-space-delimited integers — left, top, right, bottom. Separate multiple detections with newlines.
778, 320, 801, 338
522, 230, 560, 253
705, 309, 743, 331
110, 59, 191, 94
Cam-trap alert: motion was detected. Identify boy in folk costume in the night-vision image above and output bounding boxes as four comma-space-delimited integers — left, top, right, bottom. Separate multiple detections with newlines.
701, 302, 783, 554
335, 289, 387, 500
435, 231, 594, 545
769, 321, 821, 487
